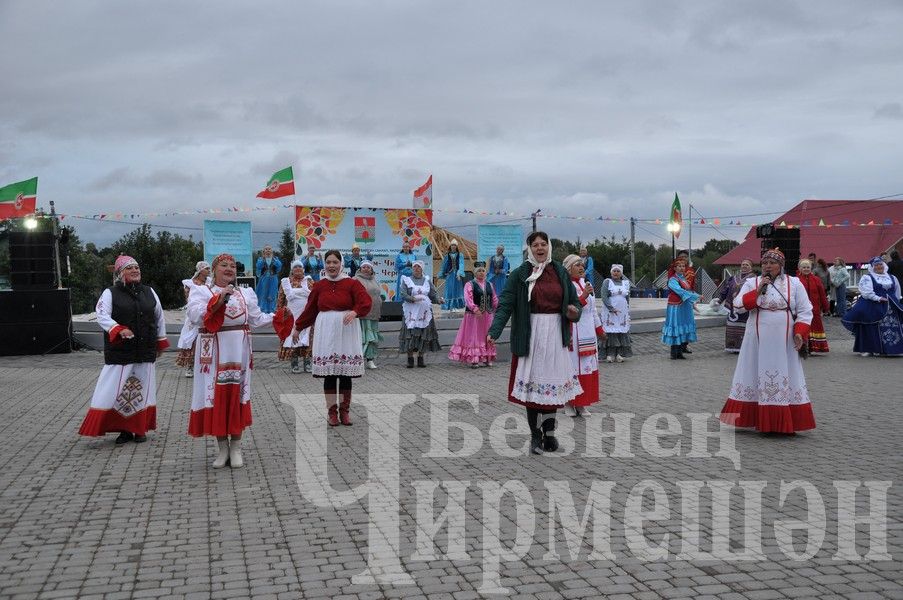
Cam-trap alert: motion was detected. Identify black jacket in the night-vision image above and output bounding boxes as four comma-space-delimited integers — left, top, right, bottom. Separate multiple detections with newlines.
103, 283, 160, 365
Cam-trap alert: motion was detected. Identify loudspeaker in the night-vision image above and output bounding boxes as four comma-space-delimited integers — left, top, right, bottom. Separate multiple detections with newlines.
9, 231, 57, 291
761, 228, 801, 275
0, 322, 72, 356
0, 289, 73, 323
0, 289, 72, 355
380, 301, 404, 322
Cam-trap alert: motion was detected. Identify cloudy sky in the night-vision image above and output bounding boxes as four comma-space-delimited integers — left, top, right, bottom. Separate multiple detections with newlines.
2, 0, 902, 249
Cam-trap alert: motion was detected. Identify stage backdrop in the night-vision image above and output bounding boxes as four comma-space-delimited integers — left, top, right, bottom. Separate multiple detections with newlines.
477, 224, 524, 271
204, 220, 253, 275
295, 206, 433, 301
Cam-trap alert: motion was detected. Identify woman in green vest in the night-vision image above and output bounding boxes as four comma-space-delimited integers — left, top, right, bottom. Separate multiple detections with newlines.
487, 231, 582, 456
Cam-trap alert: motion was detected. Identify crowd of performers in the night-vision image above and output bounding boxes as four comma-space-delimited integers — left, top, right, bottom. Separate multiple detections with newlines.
77, 236, 902, 463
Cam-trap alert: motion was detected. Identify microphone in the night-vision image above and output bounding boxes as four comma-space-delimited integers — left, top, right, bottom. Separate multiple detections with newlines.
759, 275, 772, 295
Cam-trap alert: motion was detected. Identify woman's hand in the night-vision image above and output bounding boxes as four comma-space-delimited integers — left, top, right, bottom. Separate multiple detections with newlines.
486, 335, 495, 346
566, 305, 580, 320
793, 333, 804, 351
473, 308, 481, 316
119, 328, 135, 340
343, 311, 357, 325
291, 328, 300, 344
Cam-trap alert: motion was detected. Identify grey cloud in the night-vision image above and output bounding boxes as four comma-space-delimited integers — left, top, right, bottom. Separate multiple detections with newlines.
89, 167, 203, 191
874, 103, 903, 120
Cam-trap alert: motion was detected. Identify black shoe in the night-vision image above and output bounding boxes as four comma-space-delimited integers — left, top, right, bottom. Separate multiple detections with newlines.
417, 355, 426, 368
681, 344, 692, 354
115, 432, 134, 444
529, 431, 544, 455
541, 417, 559, 452
133, 435, 147, 443
407, 355, 414, 368
674, 353, 686, 359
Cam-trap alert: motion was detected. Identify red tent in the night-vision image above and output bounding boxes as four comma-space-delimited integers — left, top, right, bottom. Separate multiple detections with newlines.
716, 199, 903, 266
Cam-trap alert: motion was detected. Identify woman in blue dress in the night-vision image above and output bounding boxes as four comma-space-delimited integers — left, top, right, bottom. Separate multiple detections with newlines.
394, 241, 416, 300
842, 257, 903, 356
488, 245, 510, 297
255, 245, 282, 313
441, 240, 465, 310
661, 257, 700, 359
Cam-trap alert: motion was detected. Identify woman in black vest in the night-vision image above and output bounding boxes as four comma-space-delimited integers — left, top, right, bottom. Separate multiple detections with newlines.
79, 255, 169, 443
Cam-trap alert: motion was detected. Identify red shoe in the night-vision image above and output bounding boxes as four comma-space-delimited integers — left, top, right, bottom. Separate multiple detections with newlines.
339, 395, 352, 426
327, 405, 340, 427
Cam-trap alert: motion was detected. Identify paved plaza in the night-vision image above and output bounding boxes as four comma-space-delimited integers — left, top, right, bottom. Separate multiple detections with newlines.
0, 319, 900, 599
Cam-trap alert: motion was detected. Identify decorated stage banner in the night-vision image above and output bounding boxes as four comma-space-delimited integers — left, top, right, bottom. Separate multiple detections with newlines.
204, 220, 253, 277
477, 224, 524, 271
295, 206, 433, 300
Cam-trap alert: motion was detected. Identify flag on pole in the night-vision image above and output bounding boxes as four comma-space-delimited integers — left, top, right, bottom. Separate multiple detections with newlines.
0, 177, 38, 219
413, 175, 432, 209
256, 167, 295, 199
670, 193, 682, 239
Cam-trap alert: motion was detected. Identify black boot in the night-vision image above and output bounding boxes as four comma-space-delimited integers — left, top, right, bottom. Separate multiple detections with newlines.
115, 432, 134, 444
541, 416, 559, 452
530, 430, 545, 455
417, 354, 426, 368
670, 345, 685, 360
407, 354, 415, 368
681, 342, 692, 354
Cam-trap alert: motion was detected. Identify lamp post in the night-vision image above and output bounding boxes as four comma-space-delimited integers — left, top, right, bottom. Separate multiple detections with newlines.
667, 222, 681, 259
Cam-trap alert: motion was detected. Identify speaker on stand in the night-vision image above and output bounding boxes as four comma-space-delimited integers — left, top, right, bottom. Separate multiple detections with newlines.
756, 225, 801, 275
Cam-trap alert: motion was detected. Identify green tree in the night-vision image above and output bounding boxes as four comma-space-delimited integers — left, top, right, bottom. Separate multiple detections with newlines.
277, 226, 296, 277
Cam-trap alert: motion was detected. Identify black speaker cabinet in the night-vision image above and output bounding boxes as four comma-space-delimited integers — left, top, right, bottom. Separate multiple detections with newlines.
9, 231, 56, 291
380, 301, 404, 322
761, 228, 801, 275
0, 289, 72, 355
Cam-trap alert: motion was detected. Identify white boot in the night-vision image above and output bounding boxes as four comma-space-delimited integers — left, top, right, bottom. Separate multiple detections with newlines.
229, 437, 244, 469
212, 439, 230, 469
563, 404, 577, 417
366, 360, 377, 369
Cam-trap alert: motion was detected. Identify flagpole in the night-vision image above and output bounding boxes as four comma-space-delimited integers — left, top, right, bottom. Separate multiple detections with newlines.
688, 203, 693, 262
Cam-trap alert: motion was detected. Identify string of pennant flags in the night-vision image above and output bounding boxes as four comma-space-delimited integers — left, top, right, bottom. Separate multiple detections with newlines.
53, 204, 903, 229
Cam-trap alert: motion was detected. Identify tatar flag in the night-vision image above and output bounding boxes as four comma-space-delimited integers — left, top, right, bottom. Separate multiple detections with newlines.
413, 175, 432, 209
0, 177, 38, 219
670, 192, 682, 239
257, 167, 295, 199
354, 216, 376, 243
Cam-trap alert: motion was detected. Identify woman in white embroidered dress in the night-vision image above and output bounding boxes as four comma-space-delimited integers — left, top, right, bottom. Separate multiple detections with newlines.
187, 253, 282, 468
719, 248, 816, 435
278, 260, 314, 373
562, 255, 605, 417
599, 263, 632, 362
176, 260, 210, 378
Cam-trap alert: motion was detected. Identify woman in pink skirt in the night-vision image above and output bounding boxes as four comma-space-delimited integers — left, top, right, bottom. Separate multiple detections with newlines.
449, 262, 499, 367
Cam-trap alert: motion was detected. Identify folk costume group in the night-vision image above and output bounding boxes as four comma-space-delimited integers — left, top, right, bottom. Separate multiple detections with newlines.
81, 236, 886, 462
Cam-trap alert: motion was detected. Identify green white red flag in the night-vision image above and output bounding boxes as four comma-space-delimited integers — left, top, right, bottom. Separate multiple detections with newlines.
0, 177, 38, 219
670, 193, 682, 239
257, 167, 295, 199
413, 175, 432, 209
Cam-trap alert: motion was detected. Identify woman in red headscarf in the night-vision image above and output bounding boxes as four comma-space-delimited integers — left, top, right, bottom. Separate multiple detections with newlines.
79, 255, 170, 444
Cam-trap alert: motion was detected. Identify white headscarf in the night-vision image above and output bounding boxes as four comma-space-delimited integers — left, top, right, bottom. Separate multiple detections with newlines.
290, 259, 305, 272
323, 251, 349, 282
867, 257, 890, 279
610, 264, 623, 275
525, 238, 553, 300
562, 254, 582, 271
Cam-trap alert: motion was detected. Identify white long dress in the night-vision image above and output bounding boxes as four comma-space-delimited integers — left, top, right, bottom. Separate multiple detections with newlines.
186, 285, 273, 437
719, 274, 816, 433
281, 276, 313, 349
177, 278, 204, 350
79, 287, 168, 436
568, 278, 602, 407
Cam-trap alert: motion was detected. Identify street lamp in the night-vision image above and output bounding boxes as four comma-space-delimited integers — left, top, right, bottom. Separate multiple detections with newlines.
667, 222, 681, 259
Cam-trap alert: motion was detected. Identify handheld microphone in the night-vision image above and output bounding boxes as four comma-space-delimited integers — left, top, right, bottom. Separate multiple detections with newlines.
759, 275, 772, 295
